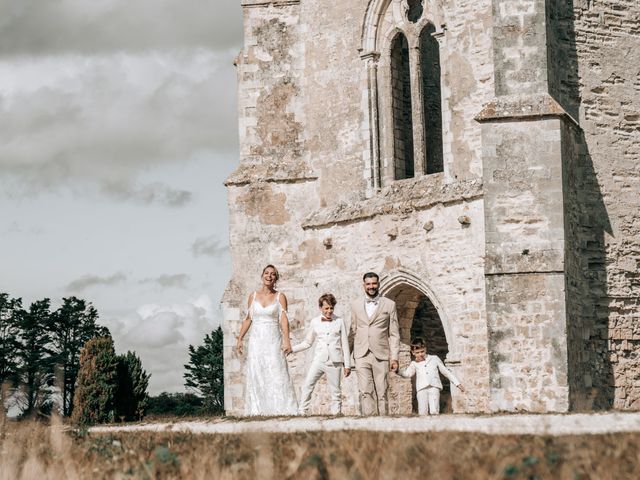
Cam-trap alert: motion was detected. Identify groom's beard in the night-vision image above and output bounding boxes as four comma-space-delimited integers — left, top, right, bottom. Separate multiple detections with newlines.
366, 290, 378, 298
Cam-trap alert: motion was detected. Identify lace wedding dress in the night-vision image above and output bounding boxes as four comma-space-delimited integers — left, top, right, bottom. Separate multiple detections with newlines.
244, 292, 298, 416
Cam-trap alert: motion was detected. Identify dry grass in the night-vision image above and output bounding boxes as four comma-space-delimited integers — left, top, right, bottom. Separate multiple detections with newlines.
2, 418, 640, 479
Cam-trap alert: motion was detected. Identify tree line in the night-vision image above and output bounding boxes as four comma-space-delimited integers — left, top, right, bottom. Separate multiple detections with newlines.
0, 292, 148, 422
1, 291, 225, 423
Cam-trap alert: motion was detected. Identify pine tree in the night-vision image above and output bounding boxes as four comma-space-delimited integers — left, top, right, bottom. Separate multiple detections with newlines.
0, 293, 22, 387
115, 351, 150, 421
49, 297, 110, 416
71, 336, 118, 425
16, 299, 54, 417
183, 326, 224, 414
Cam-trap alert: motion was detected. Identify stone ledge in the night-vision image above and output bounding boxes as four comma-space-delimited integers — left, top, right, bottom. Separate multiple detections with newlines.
225, 161, 317, 186
302, 175, 483, 229
90, 412, 640, 436
475, 93, 579, 126
241, 0, 300, 7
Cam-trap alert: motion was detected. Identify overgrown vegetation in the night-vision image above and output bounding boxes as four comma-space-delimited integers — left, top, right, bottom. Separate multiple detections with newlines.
2, 418, 640, 479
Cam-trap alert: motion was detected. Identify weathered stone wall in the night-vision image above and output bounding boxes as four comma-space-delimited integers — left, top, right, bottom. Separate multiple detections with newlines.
569, 0, 640, 409
481, 116, 570, 412
298, 175, 489, 414
224, 0, 494, 416
224, 0, 640, 416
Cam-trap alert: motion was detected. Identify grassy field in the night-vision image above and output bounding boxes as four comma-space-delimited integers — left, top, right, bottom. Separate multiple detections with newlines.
2, 417, 640, 479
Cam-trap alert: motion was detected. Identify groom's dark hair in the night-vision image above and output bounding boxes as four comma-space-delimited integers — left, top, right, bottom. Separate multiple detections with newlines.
362, 272, 379, 282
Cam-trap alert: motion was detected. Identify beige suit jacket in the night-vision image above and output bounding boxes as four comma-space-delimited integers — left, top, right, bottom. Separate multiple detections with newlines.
349, 296, 400, 362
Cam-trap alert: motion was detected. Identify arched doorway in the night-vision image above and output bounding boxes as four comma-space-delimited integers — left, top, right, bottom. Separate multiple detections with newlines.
384, 281, 452, 414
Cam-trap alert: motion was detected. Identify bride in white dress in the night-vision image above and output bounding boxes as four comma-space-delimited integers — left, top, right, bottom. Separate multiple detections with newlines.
236, 265, 298, 415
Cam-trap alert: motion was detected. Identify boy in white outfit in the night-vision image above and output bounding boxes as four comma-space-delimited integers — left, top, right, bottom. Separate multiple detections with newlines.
292, 293, 351, 415
398, 338, 465, 415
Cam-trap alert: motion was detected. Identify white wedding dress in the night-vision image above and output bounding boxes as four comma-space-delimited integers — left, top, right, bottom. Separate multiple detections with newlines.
244, 292, 298, 416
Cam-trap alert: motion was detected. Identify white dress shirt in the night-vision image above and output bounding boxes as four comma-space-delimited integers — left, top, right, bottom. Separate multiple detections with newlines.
292, 315, 351, 368
364, 295, 380, 318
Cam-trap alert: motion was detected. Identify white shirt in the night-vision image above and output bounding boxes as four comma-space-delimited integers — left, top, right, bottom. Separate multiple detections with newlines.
364, 295, 380, 318
292, 315, 351, 368
399, 355, 461, 391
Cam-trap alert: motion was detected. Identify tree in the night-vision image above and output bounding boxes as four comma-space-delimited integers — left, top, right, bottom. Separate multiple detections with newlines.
49, 297, 110, 416
183, 326, 224, 414
146, 392, 203, 417
115, 351, 150, 421
71, 336, 118, 425
0, 293, 22, 388
16, 299, 54, 417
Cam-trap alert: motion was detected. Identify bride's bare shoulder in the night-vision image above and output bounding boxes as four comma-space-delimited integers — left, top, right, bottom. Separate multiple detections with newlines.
277, 291, 288, 305
246, 292, 255, 306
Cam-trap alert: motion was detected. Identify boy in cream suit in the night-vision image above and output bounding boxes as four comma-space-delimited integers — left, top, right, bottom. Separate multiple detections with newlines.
398, 338, 465, 415
292, 293, 351, 415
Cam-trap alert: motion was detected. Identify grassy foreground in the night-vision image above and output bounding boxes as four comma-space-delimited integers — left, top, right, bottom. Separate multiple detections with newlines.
2, 418, 639, 479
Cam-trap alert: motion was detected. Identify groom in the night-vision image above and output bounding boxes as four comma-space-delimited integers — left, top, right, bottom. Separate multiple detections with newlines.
350, 272, 400, 415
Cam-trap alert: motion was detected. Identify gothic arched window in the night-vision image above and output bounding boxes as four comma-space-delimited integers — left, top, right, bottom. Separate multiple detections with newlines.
361, 0, 447, 193
390, 33, 414, 180
420, 23, 444, 174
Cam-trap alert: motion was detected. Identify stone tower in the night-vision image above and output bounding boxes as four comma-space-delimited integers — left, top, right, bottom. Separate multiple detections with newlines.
223, 0, 640, 415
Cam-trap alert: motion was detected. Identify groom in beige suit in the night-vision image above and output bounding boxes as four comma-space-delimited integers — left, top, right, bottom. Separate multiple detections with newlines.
349, 272, 400, 415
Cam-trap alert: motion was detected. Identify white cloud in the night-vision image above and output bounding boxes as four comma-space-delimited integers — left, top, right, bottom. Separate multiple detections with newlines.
112, 294, 220, 393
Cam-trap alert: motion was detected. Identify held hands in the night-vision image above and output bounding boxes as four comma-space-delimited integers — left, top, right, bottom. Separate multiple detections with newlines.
344, 367, 351, 378
390, 360, 399, 373
236, 337, 244, 356
282, 341, 292, 355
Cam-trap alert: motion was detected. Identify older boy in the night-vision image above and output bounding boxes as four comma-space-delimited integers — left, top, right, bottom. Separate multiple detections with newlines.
292, 293, 351, 415
398, 338, 465, 415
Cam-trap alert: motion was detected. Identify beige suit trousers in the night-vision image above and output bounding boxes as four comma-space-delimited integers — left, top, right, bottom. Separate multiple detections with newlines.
355, 350, 389, 415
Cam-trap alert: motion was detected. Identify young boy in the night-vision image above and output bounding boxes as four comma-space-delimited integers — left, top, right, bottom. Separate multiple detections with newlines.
398, 338, 465, 415
292, 293, 351, 415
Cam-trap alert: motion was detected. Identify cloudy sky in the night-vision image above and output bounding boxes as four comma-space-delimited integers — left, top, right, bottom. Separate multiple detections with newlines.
0, 0, 243, 393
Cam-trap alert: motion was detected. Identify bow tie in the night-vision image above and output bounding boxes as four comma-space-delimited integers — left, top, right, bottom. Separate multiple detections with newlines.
366, 298, 379, 304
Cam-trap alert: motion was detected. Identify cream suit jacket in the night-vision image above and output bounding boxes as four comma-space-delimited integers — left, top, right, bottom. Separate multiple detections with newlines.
292, 315, 351, 368
399, 355, 461, 390
349, 296, 400, 361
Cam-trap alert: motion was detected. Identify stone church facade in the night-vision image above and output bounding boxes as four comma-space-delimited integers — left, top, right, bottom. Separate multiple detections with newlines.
222, 0, 640, 415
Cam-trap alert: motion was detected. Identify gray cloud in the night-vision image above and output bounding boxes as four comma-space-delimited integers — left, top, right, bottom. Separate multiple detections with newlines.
102, 182, 192, 207
0, 0, 242, 56
140, 274, 190, 289
5, 221, 44, 235
0, 51, 238, 201
66, 272, 127, 292
191, 236, 229, 258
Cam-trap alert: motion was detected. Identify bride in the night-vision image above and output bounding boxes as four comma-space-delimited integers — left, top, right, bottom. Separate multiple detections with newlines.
236, 264, 298, 415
